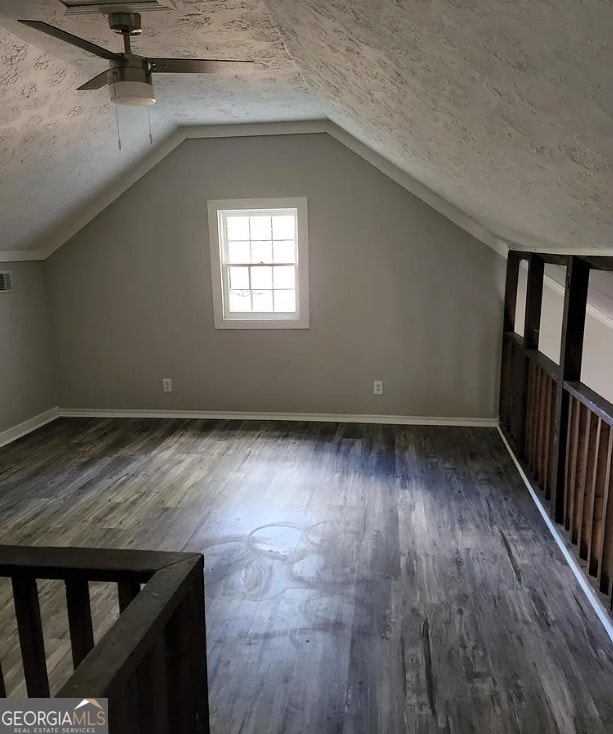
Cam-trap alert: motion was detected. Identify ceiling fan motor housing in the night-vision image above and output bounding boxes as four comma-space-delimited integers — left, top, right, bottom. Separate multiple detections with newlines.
109, 59, 155, 105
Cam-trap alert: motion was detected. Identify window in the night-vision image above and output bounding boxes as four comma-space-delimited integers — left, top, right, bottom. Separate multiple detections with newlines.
208, 198, 309, 329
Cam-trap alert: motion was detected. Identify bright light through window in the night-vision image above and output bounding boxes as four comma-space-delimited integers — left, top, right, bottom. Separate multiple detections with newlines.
208, 198, 309, 329
224, 212, 297, 314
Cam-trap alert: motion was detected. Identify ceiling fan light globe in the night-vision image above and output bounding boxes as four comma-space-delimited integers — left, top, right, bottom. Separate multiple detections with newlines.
109, 80, 156, 106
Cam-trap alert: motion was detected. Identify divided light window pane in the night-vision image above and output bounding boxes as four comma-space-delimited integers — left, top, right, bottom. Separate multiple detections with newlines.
273, 240, 296, 264
228, 241, 250, 264
229, 266, 249, 290
272, 215, 295, 240
227, 216, 250, 241
251, 266, 273, 289
274, 290, 295, 312
251, 241, 273, 264
252, 290, 273, 311
273, 266, 294, 289
229, 290, 251, 313
250, 216, 272, 240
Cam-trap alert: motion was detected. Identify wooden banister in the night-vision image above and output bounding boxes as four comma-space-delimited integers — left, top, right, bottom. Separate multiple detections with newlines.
499, 253, 613, 613
564, 381, 613, 427
0, 545, 192, 581
0, 546, 210, 733
551, 257, 590, 522
526, 349, 558, 381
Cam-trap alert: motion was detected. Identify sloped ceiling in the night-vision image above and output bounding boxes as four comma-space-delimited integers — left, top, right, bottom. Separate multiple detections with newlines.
1, 0, 612, 258
0, 0, 322, 254
264, 0, 613, 252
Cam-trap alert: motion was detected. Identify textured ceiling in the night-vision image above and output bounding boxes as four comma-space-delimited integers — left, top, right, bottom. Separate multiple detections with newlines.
0, 0, 322, 253
264, 0, 613, 251
1, 0, 612, 257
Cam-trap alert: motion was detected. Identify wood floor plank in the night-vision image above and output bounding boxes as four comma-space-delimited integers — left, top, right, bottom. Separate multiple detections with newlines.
0, 419, 611, 733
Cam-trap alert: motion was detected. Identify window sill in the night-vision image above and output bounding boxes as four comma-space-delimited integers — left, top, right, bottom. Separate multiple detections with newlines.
214, 317, 309, 330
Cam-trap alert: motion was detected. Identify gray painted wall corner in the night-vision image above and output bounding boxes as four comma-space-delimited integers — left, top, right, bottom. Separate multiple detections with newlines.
0, 261, 57, 434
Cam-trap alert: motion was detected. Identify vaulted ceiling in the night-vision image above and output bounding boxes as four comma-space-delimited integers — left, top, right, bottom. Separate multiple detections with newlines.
263, 0, 613, 252
1, 0, 612, 257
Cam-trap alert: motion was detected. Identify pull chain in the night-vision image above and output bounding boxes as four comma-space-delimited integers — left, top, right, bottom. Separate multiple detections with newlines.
147, 105, 153, 145
113, 80, 122, 151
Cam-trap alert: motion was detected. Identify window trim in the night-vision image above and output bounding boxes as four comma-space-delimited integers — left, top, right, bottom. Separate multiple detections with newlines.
207, 197, 309, 330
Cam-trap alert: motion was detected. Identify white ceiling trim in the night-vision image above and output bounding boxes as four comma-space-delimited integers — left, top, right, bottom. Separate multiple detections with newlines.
10, 115, 613, 264
557, 279, 613, 331
519, 260, 613, 331
511, 244, 613, 257
32, 121, 329, 261
325, 122, 509, 259
0, 250, 47, 263
37, 127, 186, 261
186, 120, 328, 139
12, 118, 509, 263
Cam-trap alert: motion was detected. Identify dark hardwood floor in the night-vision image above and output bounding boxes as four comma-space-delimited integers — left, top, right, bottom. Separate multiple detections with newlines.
0, 418, 612, 733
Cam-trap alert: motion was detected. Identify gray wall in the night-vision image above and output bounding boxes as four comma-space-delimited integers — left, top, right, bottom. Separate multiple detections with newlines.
516, 267, 613, 404
0, 261, 56, 434
46, 133, 505, 418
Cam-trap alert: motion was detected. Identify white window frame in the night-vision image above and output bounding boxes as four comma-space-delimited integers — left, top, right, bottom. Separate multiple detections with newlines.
208, 197, 309, 329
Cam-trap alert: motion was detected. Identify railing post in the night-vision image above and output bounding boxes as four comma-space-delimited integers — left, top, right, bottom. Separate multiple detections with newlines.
551, 257, 590, 523
165, 562, 210, 734
499, 252, 521, 429
138, 641, 169, 733
65, 579, 95, 668
518, 254, 545, 456
11, 576, 50, 697
503, 251, 521, 334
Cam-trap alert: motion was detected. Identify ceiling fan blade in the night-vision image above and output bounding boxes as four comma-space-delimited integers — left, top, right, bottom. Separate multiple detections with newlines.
148, 58, 254, 75
18, 20, 122, 62
77, 70, 110, 91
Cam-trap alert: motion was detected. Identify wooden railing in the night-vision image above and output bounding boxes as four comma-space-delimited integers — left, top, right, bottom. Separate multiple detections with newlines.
499, 332, 526, 447
525, 350, 558, 500
563, 382, 613, 601
0, 545, 210, 733
500, 252, 613, 612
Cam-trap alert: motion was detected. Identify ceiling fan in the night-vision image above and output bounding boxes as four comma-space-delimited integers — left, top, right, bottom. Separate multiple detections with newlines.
18, 12, 254, 106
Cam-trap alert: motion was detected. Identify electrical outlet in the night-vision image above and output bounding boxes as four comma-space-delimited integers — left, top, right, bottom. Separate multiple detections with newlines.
162, 378, 173, 393
373, 380, 384, 396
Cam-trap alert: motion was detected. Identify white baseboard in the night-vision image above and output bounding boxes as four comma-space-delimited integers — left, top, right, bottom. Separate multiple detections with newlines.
59, 408, 498, 427
498, 426, 613, 643
0, 407, 59, 449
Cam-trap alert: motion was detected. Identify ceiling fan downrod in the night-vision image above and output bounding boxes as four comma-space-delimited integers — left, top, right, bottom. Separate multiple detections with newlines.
108, 12, 142, 54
